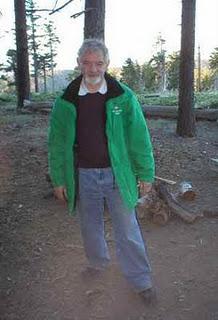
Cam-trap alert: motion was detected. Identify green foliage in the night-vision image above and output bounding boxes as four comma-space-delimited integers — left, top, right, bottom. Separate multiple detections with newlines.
138, 91, 218, 109
43, 19, 60, 64
0, 49, 17, 91
166, 52, 180, 90
201, 72, 214, 91
149, 51, 166, 91
30, 92, 61, 101
26, 0, 42, 83
120, 58, 142, 92
209, 47, 218, 71
26, 1, 60, 93
141, 63, 156, 92
36, 20, 60, 93
138, 93, 178, 106
0, 93, 16, 105
195, 92, 218, 109
3, 49, 17, 74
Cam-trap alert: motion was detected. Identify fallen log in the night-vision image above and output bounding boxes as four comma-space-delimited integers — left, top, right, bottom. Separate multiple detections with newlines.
142, 105, 218, 121
156, 182, 199, 223
23, 101, 53, 114
22, 101, 218, 121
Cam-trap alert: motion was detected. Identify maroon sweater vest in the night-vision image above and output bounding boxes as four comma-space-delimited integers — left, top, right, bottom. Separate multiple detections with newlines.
76, 92, 111, 168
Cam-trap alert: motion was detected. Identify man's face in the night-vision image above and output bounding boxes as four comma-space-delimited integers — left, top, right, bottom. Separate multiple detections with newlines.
77, 50, 109, 85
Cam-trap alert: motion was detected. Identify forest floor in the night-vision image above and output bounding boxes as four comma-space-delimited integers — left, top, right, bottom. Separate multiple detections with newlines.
0, 105, 218, 320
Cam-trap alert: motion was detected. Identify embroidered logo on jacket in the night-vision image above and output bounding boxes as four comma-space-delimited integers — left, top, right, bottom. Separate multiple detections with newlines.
112, 106, 122, 115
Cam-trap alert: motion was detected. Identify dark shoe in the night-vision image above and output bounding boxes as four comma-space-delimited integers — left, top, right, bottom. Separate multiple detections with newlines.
139, 287, 157, 305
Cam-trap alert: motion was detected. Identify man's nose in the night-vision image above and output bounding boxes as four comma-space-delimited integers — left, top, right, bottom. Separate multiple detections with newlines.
90, 63, 97, 72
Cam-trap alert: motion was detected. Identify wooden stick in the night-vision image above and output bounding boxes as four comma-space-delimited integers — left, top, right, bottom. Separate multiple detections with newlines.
155, 176, 177, 185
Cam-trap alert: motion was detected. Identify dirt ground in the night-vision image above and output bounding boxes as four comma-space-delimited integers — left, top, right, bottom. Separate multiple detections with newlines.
0, 105, 218, 320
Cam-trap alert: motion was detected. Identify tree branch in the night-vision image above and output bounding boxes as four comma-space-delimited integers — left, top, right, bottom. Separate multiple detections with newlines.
26, 0, 75, 15
49, 0, 75, 15
26, 9, 52, 13
52, 0, 59, 11
70, 8, 96, 19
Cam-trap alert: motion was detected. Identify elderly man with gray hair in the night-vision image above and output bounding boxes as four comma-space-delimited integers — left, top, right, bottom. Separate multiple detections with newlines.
48, 38, 156, 304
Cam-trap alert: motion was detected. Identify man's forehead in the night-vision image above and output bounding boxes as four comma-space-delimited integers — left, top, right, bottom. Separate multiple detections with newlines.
79, 50, 105, 61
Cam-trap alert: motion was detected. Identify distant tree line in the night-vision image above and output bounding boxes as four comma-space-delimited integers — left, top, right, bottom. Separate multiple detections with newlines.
120, 47, 218, 93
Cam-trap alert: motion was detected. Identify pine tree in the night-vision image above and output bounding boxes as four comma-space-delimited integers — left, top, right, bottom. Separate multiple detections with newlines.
120, 58, 142, 92
26, 0, 42, 92
0, 49, 17, 91
37, 53, 51, 93
141, 62, 156, 92
43, 20, 60, 93
166, 52, 180, 90
3, 49, 17, 83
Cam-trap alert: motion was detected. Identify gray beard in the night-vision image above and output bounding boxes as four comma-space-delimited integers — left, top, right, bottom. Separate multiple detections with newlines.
84, 76, 102, 85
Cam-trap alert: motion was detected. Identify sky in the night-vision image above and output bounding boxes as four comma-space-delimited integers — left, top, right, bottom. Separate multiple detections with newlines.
0, 0, 218, 70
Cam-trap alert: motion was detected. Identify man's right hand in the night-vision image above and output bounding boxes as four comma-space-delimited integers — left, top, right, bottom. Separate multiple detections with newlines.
53, 186, 67, 202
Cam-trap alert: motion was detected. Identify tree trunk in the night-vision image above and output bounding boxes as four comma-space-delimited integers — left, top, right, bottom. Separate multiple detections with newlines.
31, 25, 39, 92
84, 0, 105, 41
32, 49, 39, 92
14, 0, 30, 110
43, 61, 47, 93
177, 0, 196, 137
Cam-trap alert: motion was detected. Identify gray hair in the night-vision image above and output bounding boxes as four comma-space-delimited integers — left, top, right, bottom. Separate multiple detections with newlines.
78, 39, 109, 63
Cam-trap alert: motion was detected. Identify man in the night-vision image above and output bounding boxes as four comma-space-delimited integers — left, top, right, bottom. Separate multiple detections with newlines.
48, 39, 156, 303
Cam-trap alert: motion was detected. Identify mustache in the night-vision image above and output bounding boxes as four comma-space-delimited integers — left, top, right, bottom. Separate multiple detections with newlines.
84, 75, 102, 85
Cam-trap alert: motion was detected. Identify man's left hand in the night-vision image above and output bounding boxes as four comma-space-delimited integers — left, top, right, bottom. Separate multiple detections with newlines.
138, 181, 152, 195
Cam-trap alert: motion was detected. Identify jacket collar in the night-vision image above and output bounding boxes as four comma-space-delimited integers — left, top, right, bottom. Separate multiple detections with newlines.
62, 73, 124, 105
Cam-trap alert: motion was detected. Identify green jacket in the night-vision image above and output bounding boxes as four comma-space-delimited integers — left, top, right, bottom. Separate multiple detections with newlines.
48, 74, 155, 215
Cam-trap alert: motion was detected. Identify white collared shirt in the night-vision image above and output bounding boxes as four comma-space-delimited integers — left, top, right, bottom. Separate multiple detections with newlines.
78, 78, 107, 96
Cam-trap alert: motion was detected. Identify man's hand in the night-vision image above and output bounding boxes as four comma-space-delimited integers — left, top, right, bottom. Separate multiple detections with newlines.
138, 181, 152, 196
54, 186, 67, 202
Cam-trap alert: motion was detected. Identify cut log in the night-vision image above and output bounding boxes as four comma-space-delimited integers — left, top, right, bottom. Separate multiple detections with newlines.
156, 182, 198, 223
178, 181, 196, 200
142, 105, 218, 121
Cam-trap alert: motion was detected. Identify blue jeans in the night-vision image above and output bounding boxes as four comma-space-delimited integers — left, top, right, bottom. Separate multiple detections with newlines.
78, 167, 152, 291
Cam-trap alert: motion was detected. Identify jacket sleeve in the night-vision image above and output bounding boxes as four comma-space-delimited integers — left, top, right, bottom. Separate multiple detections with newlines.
48, 98, 66, 187
126, 93, 155, 182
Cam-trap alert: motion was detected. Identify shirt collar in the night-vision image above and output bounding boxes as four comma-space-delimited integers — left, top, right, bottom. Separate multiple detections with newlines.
78, 78, 107, 96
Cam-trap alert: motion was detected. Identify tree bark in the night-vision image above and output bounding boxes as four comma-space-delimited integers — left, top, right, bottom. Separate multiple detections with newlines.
84, 0, 105, 41
14, 0, 30, 110
177, 0, 196, 137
